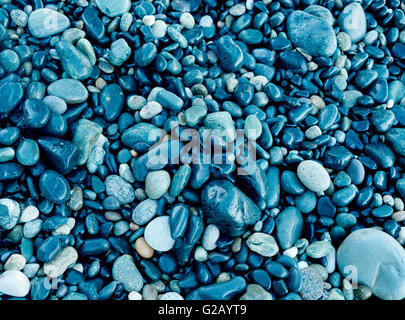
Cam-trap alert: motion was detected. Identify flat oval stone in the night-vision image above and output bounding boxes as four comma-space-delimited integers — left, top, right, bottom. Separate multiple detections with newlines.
287, 10, 336, 56
201, 179, 261, 237
134, 42, 157, 67
47, 79, 88, 104
0, 82, 23, 117
132, 198, 158, 225
276, 206, 303, 250
55, 40, 92, 80
121, 123, 165, 153
79, 238, 110, 256
28, 8, 70, 38
306, 240, 333, 259
337, 2, 366, 43
37, 236, 62, 263
39, 170, 71, 204
144, 216, 175, 252
95, 0, 130, 17
364, 142, 395, 169
297, 160, 331, 193
81, 6, 105, 41
246, 232, 279, 257
100, 84, 124, 122
43, 246, 78, 278
337, 228, 405, 300
145, 170, 171, 200
170, 204, 189, 239
16, 139, 40, 166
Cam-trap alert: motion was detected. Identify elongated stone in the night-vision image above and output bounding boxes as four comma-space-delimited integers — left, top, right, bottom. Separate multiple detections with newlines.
0, 82, 23, 117
55, 40, 92, 80
100, 84, 124, 122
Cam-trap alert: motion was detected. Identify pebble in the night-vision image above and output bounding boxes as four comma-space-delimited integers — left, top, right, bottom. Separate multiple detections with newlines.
145, 170, 171, 199
28, 8, 70, 38
43, 246, 78, 278
299, 267, 323, 300
47, 79, 88, 104
246, 233, 279, 257
338, 2, 366, 43
105, 175, 135, 204
112, 255, 143, 292
297, 160, 331, 193
337, 228, 405, 300
144, 216, 175, 252
0, 199, 20, 230
95, 0, 130, 17
0, 270, 31, 297
202, 179, 261, 237
287, 10, 337, 56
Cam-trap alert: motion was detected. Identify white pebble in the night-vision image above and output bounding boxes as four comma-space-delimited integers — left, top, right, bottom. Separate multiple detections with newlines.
283, 247, 298, 258
180, 12, 195, 29
160, 292, 184, 300
152, 20, 167, 39
140, 101, 163, 120
144, 216, 175, 252
202, 224, 220, 251
128, 291, 142, 300
19, 205, 39, 223
298, 261, 309, 270
4, 254, 26, 271
142, 15, 155, 26
0, 270, 30, 297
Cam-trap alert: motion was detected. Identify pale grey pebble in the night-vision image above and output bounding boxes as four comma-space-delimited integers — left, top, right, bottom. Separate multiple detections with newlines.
23, 263, 40, 278
142, 284, 158, 300
120, 12, 133, 32
202, 224, 220, 251
0, 270, 31, 297
159, 292, 184, 300
23, 219, 42, 238
11, 9, 28, 27
42, 95, 68, 114
144, 216, 175, 252
105, 175, 135, 204
132, 198, 158, 225
19, 205, 39, 223
112, 254, 144, 292
119, 163, 135, 183
86, 146, 106, 173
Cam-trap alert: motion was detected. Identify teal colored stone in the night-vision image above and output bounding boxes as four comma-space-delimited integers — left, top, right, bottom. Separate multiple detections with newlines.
287, 10, 337, 56
156, 89, 184, 112
214, 35, 244, 72
388, 80, 405, 103
28, 8, 70, 38
121, 123, 164, 153
306, 240, 333, 258
238, 29, 263, 45
334, 171, 352, 188
246, 232, 279, 257
0, 49, 20, 73
244, 114, 262, 140
295, 190, 317, 214
16, 139, 39, 166
337, 228, 405, 300
169, 164, 191, 197
39, 170, 70, 204
72, 119, 102, 166
304, 5, 334, 26
337, 2, 366, 43
132, 198, 158, 225
134, 42, 157, 67
0, 147, 15, 162
185, 105, 207, 127
386, 128, 405, 157
371, 110, 396, 133
95, 0, 130, 17
108, 38, 131, 66
354, 69, 378, 89
204, 111, 236, 142
145, 170, 171, 200
55, 40, 92, 80
47, 79, 88, 104
332, 184, 358, 207
336, 213, 357, 228
371, 205, 393, 218
276, 206, 303, 250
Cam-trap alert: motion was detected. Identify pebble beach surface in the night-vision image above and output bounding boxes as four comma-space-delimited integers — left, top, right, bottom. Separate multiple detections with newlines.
0, 0, 404, 301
